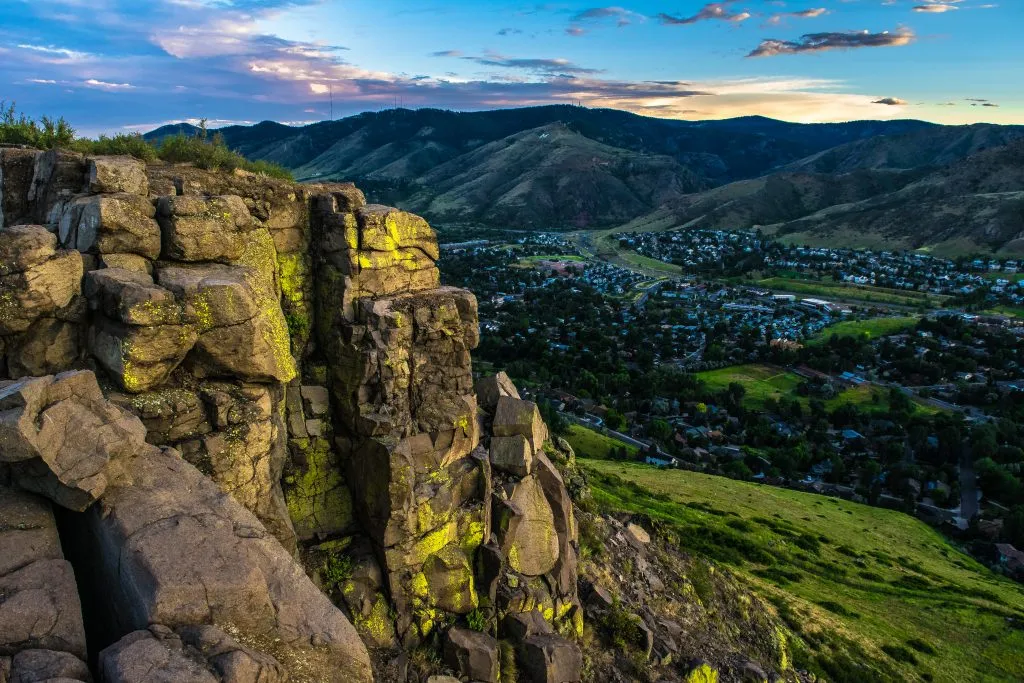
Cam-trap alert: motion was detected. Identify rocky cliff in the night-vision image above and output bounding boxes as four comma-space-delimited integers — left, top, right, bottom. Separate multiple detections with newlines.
0, 148, 582, 682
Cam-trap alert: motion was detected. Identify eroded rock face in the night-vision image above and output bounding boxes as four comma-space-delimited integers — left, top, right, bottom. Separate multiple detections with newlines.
0, 226, 83, 336
156, 195, 255, 262
0, 160, 583, 683
76, 446, 373, 683
0, 488, 88, 672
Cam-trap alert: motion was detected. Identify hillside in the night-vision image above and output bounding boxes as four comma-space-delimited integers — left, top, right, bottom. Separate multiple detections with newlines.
581, 459, 1024, 683
779, 123, 1024, 175
145, 107, 944, 228
402, 123, 704, 228
146, 107, 1024, 249
658, 139, 1024, 255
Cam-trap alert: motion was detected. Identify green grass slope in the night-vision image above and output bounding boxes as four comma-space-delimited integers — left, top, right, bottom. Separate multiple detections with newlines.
583, 460, 1024, 683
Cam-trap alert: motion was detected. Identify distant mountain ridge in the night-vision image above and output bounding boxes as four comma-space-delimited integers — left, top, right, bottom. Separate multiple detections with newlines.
146, 106, 1024, 250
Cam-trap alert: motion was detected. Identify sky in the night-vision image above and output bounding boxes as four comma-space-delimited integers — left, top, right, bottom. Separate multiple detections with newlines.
1, 0, 1021, 136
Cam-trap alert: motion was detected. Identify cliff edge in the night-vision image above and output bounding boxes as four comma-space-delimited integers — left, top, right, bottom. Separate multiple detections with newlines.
0, 148, 582, 683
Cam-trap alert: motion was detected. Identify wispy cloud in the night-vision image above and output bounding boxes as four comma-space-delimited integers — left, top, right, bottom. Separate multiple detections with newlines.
459, 52, 604, 76
872, 97, 908, 105
765, 8, 828, 25
748, 29, 915, 57
84, 78, 134, 89
658, 2, 751, 26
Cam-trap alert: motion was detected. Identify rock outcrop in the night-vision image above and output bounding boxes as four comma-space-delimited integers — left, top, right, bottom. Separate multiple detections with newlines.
0, 150, 582, 682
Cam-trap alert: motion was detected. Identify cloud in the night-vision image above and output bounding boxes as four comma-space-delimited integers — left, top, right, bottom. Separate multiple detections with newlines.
748, 29, 915, 57
571, 6, 644, 27
496, 28, 522, 36
766, 8, 828, 25
16, 43, 93, 63
872, 97, 908, 105
461, 52, 604, 75
913, 3, 959, 12
658, 3, 751, 25
83, 78, 134, 89
566, 27, 586, 36
431, 50, 464, 57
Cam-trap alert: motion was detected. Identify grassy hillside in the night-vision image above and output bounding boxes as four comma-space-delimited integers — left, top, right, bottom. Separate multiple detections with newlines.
563, 423, 638, 460
582, 460, 1024, 682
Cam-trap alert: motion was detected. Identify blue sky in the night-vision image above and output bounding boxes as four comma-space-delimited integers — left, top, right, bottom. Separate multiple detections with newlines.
2, 0, 1020, 135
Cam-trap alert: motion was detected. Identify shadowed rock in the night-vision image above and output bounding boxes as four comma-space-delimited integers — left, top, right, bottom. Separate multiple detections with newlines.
82, 446, 372, 682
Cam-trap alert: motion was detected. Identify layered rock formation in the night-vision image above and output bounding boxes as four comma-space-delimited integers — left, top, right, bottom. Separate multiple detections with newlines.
0, 147, 581, 682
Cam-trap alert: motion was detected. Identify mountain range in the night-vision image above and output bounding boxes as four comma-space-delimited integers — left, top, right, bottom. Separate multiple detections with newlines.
146, 106, 1024, 254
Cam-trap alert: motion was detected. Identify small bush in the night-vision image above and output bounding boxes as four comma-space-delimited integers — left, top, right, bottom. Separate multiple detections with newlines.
79, 133, 158, 161
322, 553, 354, 588
0, 104, 292, 180
0, 101, 75, 148
815, 600, 860, 618
466, 608, 489, 633
906, 638, 937, 656
881, 644, 918, 666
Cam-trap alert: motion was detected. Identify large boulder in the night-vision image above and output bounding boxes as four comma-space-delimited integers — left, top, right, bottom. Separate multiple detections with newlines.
495, 475, 560, 577
490, 434, 533, 478
88, 317, 197, 393
75, 446, 373, 682
493, 396, 548, 453
99, 624, 288, 683
518, 635, 582, 683
156, 195, 254, 262
5, 649, 91, 682
59, 194, 160, 259
0, 226, 83, 335
0, 371, 147, 511
475, 371, 520, 411
88, 156, 148, 196
4, 318, 80, 378
156, 262, 296, 383
0, 559, 87, 660
443, 628, 499, 683
0, 488, 64, 578
0, 148, 40, 227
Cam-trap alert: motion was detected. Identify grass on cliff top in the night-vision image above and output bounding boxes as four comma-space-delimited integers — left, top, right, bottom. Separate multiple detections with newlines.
582, 459, 1024, 683
810, 316, 920, 346
0, 102, 292, 180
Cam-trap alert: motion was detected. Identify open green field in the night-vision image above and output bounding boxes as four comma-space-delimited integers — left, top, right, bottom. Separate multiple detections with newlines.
563, 423, 638, 460
697, 364, 803, 409
696, 363, 940, 415
984, 306, 1024, 319
756, 276, 945, 307
810, 316, 920, 345
520, 254, 587, 263
582, 460, 1024, 682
